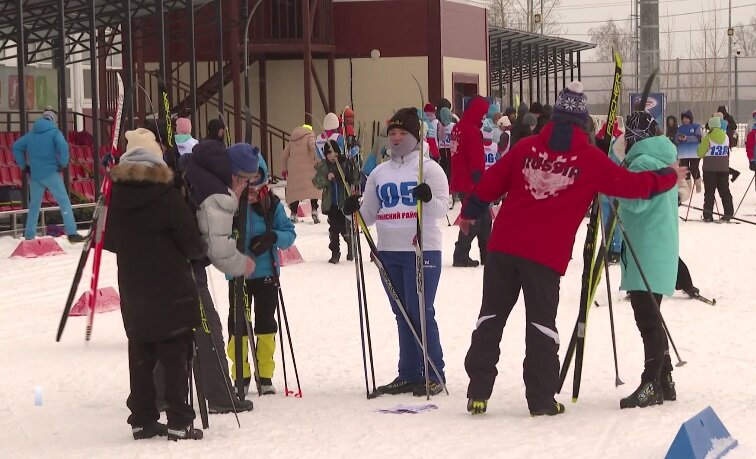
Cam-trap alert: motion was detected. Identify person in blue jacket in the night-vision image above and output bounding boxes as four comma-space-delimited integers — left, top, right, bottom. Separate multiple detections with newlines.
12, 110, 83, 242
618, 111, 680, 410
225, 144, 296, 396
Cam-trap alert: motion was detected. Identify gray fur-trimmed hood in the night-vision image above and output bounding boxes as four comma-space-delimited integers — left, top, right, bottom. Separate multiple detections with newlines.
110, 148, 174, 185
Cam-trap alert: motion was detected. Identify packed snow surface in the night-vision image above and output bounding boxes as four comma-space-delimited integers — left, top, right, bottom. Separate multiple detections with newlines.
1, 152, 754, 458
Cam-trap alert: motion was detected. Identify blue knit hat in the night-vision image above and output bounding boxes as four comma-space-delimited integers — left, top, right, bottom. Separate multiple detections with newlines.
553, 81, 589, 124
227, 143, 260, 177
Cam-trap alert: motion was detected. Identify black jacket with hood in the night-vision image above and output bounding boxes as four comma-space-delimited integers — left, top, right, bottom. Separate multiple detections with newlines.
104, 148, 206, 343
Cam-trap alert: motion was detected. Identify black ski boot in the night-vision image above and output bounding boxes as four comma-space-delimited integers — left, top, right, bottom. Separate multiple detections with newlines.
467, 399, 488, 415
530, 400, 566, 417
328, 252, 340, 264
412, 380, 444, 397
67, 233, 86, 243
346, 238, 354, 261
452, 257, 480, 268
167, 425, 204, 441
260, 377, 276, 395
683, 287, 700, 299
132, 421, 168, 440
208, 398, 254, 414
376, 378, 419, 395
660, 373, 676, 401
620, 380, 663, 409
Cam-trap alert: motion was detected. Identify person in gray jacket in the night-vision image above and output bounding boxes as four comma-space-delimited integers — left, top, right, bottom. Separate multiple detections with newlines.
183, 138, 256, 413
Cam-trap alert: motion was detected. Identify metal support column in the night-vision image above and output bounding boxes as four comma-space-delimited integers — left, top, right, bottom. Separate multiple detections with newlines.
15, 0, 28, 207
230, 0, 242, 141
569, 51, 574, 82
528, 44, 533, 104
508, 39, 514, 107
518, 41, 523, 103
89, 0, 102, 193
545, 45, 549, 103
498, 38, 504, 101
561, 50, 566, 89
259, 57, 269, 169
577, 51, 582, 81
188, 0, 197, 129
122, 0, 135, 129
57, 0, 70, 193
216, 0, 225, 118
553, 47, 558, 102
535, 44, 540, 103
303, 0, 312, 125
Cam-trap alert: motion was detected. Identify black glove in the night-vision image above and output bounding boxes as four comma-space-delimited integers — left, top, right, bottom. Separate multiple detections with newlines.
412, 183, 432, 203
750, 161, 756, 172
102, 153, 113, 168
249, 231, 277, 256
343, 194, 362, 215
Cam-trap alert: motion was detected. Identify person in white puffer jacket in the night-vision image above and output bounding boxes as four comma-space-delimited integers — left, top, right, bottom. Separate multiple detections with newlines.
343, 108, 449, 397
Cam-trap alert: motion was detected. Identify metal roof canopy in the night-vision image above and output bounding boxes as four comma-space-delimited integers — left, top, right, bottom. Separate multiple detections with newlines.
0, 0, 211, 65
489, 26, 595, 89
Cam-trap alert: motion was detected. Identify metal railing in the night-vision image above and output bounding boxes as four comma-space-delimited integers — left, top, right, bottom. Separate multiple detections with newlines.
0, 203, 96, 238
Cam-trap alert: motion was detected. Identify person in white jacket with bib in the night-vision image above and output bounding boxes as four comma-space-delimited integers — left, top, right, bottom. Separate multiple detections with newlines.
343, 108, 450, 396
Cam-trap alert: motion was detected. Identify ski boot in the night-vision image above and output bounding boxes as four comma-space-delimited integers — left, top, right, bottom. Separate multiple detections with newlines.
67, 233, 86, 243
346, 239, 354, 261
132, 421, 168, 440
660, 373, 676, 401
208, 398, 254, 414
376, 378, 419, 395
167, 425, 204, 441
620, 380, 663, 409
452, 257, 480, 268
683, 287, 700, 299
328, 252, 340, 264
260, 378, 276, 395
530, 401, 566, 417
412, 380, 444, 397
467, 399, 488, 415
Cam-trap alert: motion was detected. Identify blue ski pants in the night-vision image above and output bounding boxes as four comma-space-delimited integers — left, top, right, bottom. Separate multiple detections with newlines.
25, 172, 77, 240
379, 250, 445, 383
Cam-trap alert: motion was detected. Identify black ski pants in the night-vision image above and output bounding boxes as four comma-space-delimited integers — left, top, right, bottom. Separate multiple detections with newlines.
680, 158, 701, 180
326, 208, 350, 256
288, 199, 319, 215
454, 193, 491, 263
703, 171, 734, 219
628, 291, 673, 383
439, 148, 451, 183
465, 252, 561, 411
127, 332, 194, 429
227, 277, 280, 338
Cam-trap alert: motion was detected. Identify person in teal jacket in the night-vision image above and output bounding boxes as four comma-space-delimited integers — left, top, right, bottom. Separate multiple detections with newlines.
12, 111, 83, 241
224, 144, 296, 396
617, 111, 680, 410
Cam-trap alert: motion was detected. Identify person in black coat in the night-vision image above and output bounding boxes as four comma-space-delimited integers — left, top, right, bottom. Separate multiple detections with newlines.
104, 128, 207, 441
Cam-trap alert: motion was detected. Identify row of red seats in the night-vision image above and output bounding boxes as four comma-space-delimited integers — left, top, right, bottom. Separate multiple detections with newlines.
0, 132, 21, 148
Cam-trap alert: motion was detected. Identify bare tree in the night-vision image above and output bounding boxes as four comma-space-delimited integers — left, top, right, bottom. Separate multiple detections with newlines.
733, 17, 756, 56
488, 0, 562, 35
587, 20, 636, 62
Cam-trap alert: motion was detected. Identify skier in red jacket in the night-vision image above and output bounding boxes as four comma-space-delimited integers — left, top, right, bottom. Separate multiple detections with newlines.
450, 96, 490, 267
460, 81, 687, 417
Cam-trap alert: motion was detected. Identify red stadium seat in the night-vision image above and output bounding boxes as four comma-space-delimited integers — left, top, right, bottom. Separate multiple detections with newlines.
0, 148, 8, 166
0, 167, 13, 186
10, 167, 22, 187
0, 133, 10, 147
81, 146, 94, 164
83, 180, 95, 202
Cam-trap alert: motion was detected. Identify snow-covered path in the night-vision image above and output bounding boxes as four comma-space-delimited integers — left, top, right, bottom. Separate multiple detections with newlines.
1, 153, 753, 458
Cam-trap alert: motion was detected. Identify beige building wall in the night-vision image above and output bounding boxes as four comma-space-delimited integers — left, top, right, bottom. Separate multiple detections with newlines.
442, 56, 488, 103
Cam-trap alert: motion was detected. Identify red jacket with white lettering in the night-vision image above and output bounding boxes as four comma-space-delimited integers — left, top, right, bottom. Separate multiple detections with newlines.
461, 121, 678, 275
450, 97, 489, 194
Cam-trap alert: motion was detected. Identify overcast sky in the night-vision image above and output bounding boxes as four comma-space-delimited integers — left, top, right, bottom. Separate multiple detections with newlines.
477, 0, 756, 61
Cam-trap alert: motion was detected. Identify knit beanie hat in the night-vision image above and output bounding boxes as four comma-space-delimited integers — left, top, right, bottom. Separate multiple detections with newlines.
523, 113, 538, 128
324, 112, 340, 131
387, 108, 421, 142
553, 81, 589, 124
343, 107, 354, 118
482, 125, 494, 141
625, 111, 658, 151
124, 128, 164, 158
439, 107, 453, 126
42, 110, 57, 124
708, 116, 721, 130
497, 115, 512, 128
529, 102, 543, 115
423, 103, 435, 114
176, 118, 192, 135
487, 103, 501, 120
207, 118, 225, 139
227, 143, 260, 176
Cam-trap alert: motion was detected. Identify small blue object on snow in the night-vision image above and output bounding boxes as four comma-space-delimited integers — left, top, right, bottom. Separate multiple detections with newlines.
34, 386, 43, 406
375, 404, 438, 414
665, 406, 738, 459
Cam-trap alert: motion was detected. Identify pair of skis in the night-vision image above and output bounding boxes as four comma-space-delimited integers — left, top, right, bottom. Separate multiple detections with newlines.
56, 73, 124, 342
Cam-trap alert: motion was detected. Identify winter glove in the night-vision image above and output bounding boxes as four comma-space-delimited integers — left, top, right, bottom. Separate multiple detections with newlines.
750, 161, 756, 172
102, 153, 113, 168
412, 183, 432, 203
249, 231, 278, 256
343, 194, 362, 216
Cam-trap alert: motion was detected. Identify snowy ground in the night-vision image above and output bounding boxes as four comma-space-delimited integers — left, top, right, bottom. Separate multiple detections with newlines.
1, 151, 754, 458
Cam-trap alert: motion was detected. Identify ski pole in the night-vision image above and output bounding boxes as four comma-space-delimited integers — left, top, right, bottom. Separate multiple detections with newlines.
734, 173, 755, 216
683, 177, 695, 222
680, 204, 756, 225
598, 207, 623, 387
275, 301, 291, 396
277, 289, 302, 397
352, 221, 378, 399
191, 331, 210, 429
609, 201, 687, 367
355, 228, 378, 397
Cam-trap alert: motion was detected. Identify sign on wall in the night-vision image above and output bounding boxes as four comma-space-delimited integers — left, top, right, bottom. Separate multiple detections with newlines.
629, 92, 666, 127
0, 66, 58, 112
